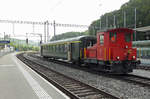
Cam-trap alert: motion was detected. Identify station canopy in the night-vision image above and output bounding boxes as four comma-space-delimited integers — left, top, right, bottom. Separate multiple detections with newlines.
135, 26, 150, 32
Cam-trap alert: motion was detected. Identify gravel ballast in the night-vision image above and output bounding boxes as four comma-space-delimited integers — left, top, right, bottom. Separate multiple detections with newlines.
26, 54, 150, 99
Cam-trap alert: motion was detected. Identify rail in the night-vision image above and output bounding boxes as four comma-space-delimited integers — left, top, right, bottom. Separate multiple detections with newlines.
17, 53, 119, 99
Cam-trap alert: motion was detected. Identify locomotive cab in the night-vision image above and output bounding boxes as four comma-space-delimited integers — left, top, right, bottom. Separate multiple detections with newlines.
91, 28, 136, 61
106, 28, 136, 61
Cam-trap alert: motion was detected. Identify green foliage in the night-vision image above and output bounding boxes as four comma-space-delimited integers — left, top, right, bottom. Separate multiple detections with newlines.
49, 0, 149, 41
9, 39, 40, 51
50, 31, 87, 41
89, 0, 150, 36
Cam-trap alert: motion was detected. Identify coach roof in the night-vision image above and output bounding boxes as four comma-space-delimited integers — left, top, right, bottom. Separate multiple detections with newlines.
41, 35, 96, 45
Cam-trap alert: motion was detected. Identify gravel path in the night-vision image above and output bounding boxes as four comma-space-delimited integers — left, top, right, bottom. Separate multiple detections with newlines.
26, 54, 150, 99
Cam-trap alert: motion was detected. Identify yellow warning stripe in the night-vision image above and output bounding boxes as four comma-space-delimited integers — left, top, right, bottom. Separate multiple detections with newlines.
80, 49, 82, 59
84, 48, 87, 59
139, 48, 141, 59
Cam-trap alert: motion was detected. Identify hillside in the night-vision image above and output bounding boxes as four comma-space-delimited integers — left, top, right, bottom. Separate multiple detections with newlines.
89, 0, 150, 36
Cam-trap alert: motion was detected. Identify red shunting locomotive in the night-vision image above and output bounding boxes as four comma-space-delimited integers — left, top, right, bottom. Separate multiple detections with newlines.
84, 28, 140, 74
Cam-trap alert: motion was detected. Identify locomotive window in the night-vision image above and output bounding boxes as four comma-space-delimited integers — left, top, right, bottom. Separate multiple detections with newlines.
99, 34, 104, 45
109, 32, 116, 42
125, 33, 131, 42
87, 41, 92, 47
87, 40, 96, 47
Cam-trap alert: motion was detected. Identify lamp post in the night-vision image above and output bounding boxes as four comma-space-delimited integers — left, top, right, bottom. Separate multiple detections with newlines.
124, 11, 126, 28
44, 21, 46, 43
53, 20, 56, 40
99, 19, 101, 30
113, 15, 116, 28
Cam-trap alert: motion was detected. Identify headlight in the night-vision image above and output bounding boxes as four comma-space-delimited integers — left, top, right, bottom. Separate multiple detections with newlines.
133, 56, 136, 59
125, 45, 128, 49
116, 56, 120, 60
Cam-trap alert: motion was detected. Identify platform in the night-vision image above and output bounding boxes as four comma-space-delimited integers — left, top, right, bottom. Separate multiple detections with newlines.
0, 52, 70, 99
131, 69, 150, 78
140, 58, 150, 65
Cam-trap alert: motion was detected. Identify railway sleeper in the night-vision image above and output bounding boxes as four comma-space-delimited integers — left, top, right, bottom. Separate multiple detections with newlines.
63, 84, 82, 88
66, 86, 85, 90
83, 94, 109, 99
54, 80, 77, 85
77, 92, 100, 97
69, 87, 88, 91
18, 53, 120, 99
73, 90, 94, 94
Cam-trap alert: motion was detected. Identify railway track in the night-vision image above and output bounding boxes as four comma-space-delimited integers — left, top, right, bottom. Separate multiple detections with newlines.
136, 65, 150, 71
17, 53, 119, 99
28, 52, 150, 88
119, 74, 150, 87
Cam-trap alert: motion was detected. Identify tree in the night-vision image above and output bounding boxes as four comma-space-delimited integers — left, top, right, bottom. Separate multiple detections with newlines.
88, 0, 150, 38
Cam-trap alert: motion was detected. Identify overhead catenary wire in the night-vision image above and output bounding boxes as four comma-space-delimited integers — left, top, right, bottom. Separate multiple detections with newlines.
0, 19, 89, 28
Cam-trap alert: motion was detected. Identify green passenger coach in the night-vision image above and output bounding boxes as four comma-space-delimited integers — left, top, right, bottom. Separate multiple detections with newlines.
40, 35, 96, 64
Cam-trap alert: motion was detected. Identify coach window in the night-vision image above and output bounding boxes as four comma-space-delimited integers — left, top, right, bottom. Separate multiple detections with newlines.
99, 34, 104, 45
57, 45, 59, 52
45, 45, 47, 50
64, 44, 68, 52
52, 45, 54, 52
62, 45, 65, 52
49, 45, 51, 51
48, 45, 50, 51
53, 45, 54, 52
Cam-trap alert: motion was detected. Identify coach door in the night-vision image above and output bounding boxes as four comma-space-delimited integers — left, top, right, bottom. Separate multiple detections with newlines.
67, 43, 72, 61
71, 42, 80, 61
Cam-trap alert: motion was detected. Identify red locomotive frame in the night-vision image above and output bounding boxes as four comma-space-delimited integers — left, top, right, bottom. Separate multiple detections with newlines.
84, 28, 140, 73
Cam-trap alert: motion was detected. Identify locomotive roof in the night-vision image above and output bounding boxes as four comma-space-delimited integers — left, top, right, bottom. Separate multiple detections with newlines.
107, 28, 133, 33
41, 35, 96, 45
98, 28, 133, 33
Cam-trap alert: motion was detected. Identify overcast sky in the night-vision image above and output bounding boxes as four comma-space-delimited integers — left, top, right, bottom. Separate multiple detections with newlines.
0, 0, 129, 41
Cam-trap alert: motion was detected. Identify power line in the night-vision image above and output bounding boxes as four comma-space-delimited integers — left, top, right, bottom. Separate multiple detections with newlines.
0, 19, 90, 43
0, 19, 89, 28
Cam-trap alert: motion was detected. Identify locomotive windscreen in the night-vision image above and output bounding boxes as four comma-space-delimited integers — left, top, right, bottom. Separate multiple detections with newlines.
110, 32, 117, 42
125, 33, 132, 42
